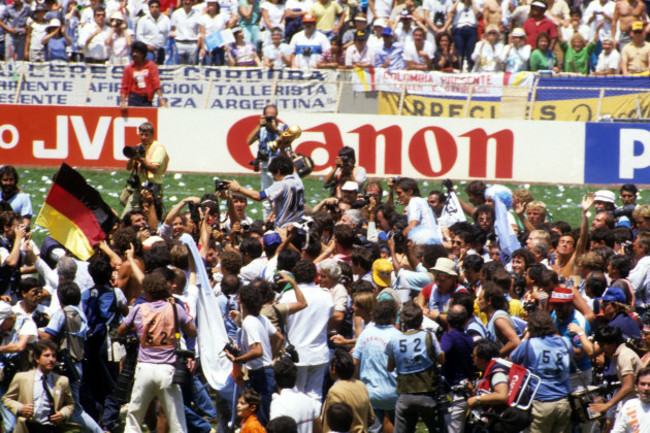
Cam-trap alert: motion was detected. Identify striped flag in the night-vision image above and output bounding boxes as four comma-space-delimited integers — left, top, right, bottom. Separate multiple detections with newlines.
35, 164, 118, 261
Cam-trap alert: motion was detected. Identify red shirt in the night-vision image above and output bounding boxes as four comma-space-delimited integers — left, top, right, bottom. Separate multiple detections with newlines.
120, 60, 162, 102
523, 17, 558, 48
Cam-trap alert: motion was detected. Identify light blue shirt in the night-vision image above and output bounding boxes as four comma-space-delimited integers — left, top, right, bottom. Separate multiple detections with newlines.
33, 370, 54, 425
5, 192, 32, 218
353, 323, 401, 410
374, 42, 406, 70
262, 174, 305, 228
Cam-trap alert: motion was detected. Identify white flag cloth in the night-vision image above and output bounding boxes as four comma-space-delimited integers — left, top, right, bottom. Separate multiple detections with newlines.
439, 190, 466, 227
180, 233, 231, 390
485, 185, 520, 264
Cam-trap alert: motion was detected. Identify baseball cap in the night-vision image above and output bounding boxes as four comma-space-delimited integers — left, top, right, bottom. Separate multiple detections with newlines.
47, 18, 62, 28
232, 26, 243, 33
110, 10, 125, 21
372, 259, 393, 288
0, 302, 12, 326
374, 18, 387, 28
303, 13, 316, 23
341, 181, 359, 192
430, 257, 458, 276
485, 24, 499, 34
594, 190, 615, 204
263, 231, 282, 247
511, 27, 525, 37
355, 30, 369, 40
354, 14, 367, 22
632, 21, 644, 31
381, 27, 393, 37
549, 287, 574, 303
599, 286, 626, 303
530, 0, 547, 8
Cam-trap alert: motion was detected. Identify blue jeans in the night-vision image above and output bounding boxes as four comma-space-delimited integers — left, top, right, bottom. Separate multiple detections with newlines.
193, 373, 218, 419
247, 367, 275, 425
453, 26, 478, 70
181, 378, 212, 433
70, 378, 104, 433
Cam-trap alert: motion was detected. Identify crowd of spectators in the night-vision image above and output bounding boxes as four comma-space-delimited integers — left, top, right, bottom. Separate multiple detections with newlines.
5, 114, 650, 432
1, 0, 649, 74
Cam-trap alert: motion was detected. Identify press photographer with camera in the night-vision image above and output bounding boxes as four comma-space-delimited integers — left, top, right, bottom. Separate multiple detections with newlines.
118, 272, 197, 433
122, 122, 168, 219
323, 146, 367, 200
247, 104, 289, 219
611, 366, 650, 433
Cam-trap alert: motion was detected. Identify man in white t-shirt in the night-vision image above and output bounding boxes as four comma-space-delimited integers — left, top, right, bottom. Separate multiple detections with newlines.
594, 37, 620, 75
171, 0, 201, 64
345, 29, 374, 68
403, 26, 434, 69
612, 366, 650, 433
271, 357, 321, 433
278, 260, 334, 402
225, 283, 282, 423
422, 0, 453, 36
239, 237, 269, 284
290, 13, 329, 68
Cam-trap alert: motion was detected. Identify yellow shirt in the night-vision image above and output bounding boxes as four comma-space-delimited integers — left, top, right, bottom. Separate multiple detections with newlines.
310, 0, 343, 31
138, 140, 168, 185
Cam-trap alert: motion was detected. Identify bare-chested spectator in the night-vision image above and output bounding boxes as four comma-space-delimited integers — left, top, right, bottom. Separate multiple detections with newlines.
621, 21, 650, 75
613, 0, 647, 47
482, 0, 504, 41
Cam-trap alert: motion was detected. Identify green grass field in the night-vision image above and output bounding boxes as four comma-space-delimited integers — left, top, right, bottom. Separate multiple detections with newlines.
18, 166, 633, 245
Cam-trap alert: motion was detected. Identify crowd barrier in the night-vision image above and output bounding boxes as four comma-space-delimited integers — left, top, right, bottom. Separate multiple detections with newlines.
1, 62, 650, 122
2, 105, 650, 185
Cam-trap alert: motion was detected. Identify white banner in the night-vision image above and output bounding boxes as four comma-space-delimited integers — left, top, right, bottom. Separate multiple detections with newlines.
0, 63, 341, 111
351, 68, 535, 97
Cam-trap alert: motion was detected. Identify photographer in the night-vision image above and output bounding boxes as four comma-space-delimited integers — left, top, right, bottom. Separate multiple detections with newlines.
118, 273, 197, 433
0, 211, 26, 297
246, 104, 289, 219
122, 122, 168, 218
323, 146, 367, 200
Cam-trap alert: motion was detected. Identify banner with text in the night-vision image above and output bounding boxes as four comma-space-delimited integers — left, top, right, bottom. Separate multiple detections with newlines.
0, 63, 340, 111
351, 68, 535, 97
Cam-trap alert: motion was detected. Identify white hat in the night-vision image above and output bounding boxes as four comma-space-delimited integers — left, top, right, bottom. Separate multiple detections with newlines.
373, 18, 387, 28
430, 257, 458, 276
0, 302, 13, 326
341, 181, 359, 192
47, 18, 62, 28
109, 10, 125, 21
594, 190, 615, 204
511, 27, 526, 37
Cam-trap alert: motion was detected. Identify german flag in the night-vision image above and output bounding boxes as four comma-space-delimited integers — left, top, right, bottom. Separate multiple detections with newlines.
35, 164, 118, 261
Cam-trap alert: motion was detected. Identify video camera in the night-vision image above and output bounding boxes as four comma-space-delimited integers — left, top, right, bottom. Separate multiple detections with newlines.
351, 194, 372, 209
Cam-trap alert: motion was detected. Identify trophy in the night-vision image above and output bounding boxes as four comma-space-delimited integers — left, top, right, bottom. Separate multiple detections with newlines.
268, 125, 302, 153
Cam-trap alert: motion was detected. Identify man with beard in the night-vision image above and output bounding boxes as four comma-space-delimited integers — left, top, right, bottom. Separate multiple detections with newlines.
0, 166, 32, 228
612, 366, 650, 432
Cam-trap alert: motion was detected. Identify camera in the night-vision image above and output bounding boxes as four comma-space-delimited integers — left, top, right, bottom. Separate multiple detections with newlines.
224, 340, 242, 357
351, 194, 372, 209
265, 115, 275, 124
215, 179, 230, 192
123, 144, 146, 160
522, 300, 537, 313
32, 310, 49, 328
249, 159, 261, 172
614, 204, 636, 219
126, 172, 141, 190
443, 178, 454, 191
282, 343, 300, 363
188, 201, 201, 224
241, 222, 251, 233
390, 230, 405, 246
293, 153, 314, 177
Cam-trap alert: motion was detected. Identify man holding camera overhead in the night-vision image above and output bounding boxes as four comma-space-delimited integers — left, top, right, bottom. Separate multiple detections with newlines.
247, 104, 289, 219
122, 121, 169, 217
324, 146, 367, 200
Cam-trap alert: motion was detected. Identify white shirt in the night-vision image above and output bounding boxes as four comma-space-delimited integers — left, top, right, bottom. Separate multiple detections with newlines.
171, 7, 201, 41
240, 257, 269, 284
279, 283, 334, 366
136, 13, 171, 49
500, 43, 531, 72
612, 398, 650, 433
453, 2, 478, 28
472, 40, 504, 72
596, 49, 620, 73
78, 21, 109, 59
289, 29, 330, 68
263, 42, 293, 67
403, 39, 435, 64
422, 0, 453, 28
260, 1, 285, 30
629, 255, 650, 308
199, 11, 230, 36
374, 0, 393, 18
270, 388, 321, 433
329, 283, 348, 312
345, 42, 374, 66
582, 0, 615, 40
241, 314, 276, 370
